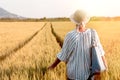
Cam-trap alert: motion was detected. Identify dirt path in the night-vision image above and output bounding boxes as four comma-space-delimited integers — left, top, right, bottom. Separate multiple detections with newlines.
0, 23, 47, 61
50, 23, 63, 48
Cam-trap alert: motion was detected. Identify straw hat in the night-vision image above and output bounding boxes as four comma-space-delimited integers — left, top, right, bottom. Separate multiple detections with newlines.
70, 10, 90, 24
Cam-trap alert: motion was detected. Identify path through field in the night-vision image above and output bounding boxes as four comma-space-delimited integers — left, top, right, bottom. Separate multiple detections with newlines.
0, 22, 66, 80
0, 23, 47, 61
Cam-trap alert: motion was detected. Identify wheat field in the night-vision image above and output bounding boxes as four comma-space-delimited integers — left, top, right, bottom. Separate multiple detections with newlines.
0, 21, 120, 80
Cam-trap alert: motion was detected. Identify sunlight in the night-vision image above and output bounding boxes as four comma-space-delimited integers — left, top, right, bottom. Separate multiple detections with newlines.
73, 0, 120, 17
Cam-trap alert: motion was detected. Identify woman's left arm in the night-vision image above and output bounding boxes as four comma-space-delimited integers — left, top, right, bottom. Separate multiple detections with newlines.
48, 58, 61, 70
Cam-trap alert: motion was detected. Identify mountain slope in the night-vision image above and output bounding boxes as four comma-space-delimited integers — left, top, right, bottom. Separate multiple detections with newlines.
0, 8, 24, 19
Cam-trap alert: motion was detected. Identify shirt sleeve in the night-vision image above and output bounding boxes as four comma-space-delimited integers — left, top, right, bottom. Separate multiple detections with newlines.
57, 32, 71, 62
93, 30, 105, 56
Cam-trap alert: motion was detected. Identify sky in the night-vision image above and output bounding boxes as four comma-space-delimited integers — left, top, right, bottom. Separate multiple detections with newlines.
0, 0, 120, 18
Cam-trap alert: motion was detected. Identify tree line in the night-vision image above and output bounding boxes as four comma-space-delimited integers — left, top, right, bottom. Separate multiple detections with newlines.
0, 17, 120, 22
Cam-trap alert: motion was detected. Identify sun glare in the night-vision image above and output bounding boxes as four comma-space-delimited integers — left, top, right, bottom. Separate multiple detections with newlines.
73, 0, 120, 17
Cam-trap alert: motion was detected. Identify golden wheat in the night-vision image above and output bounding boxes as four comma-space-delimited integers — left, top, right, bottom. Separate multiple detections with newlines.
0, 22, 45, 56
0, 21, 120, 80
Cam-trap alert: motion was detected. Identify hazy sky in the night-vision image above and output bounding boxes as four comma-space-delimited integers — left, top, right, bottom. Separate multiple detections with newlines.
0, 0, 120, 18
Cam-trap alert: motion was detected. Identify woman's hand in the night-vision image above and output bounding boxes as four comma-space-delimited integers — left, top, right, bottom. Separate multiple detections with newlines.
47, 58, 61, 70
47, 65, 55, 70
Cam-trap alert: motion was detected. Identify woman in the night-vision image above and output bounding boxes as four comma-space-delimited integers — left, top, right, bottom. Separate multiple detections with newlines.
48, 10, 107, 80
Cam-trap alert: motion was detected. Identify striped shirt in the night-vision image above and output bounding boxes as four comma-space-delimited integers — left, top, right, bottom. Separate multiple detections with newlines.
57, 28, 105, 80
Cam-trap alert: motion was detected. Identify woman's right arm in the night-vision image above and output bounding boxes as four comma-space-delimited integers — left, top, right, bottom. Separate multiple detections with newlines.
102, 55, 108, 70
94, 30, 108, 70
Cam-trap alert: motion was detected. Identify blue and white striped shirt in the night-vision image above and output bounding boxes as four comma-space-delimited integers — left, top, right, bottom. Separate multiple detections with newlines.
57, 28, 105, 80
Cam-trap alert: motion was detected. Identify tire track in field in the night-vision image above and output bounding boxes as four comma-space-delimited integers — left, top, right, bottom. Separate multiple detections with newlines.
0, 23, 47, 61
50, 23, 63, 48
